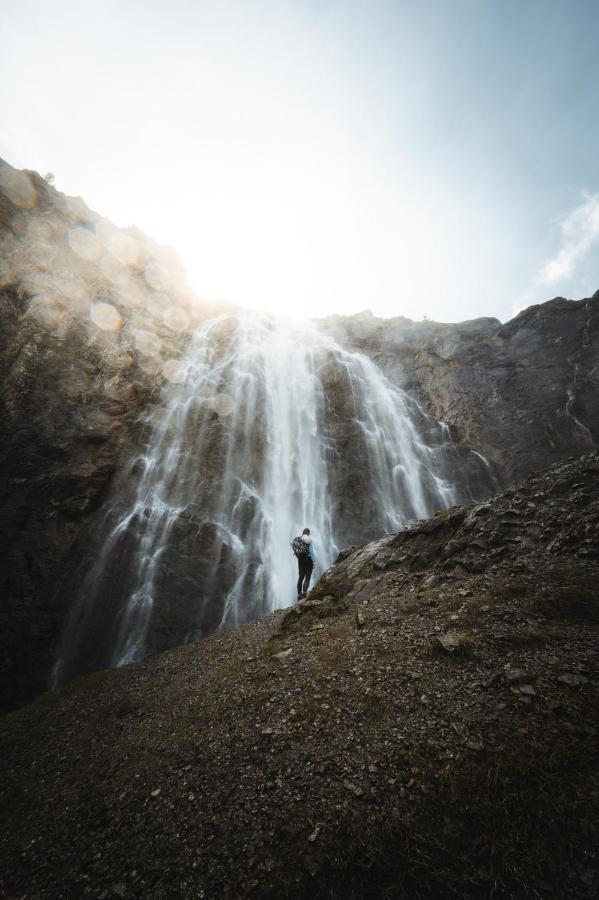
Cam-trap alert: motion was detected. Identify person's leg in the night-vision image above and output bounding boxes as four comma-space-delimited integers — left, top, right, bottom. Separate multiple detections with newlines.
297, 563, 303, 598
301, 562, 314, 597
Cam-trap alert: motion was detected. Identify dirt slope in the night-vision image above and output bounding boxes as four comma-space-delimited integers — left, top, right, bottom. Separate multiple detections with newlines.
1, 453, 598, 899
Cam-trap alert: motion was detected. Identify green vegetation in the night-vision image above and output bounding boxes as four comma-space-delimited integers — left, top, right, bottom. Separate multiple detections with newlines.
96, 696, 140, 721
532, 565, 598, 622
33, 667, 115, 706
283, 599, 349, 634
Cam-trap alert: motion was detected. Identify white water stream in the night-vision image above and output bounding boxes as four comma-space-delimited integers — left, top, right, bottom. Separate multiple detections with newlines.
54, 311, 492, 684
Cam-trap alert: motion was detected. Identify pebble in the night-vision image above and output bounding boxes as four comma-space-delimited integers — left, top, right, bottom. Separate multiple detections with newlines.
504, 667, 533, 685
557, 673, 589, 686
436, 631, 468, 652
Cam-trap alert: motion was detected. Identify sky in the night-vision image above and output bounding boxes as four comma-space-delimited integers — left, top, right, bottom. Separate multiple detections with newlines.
1, 0, 598, 322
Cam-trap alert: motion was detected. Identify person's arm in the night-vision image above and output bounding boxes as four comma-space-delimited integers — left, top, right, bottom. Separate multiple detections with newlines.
309, 543, 317, 563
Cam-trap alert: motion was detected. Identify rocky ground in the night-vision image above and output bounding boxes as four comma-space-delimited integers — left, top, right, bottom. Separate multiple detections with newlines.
1, 452, 598, 899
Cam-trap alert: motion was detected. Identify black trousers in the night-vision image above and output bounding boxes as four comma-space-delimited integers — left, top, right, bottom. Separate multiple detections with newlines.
297, 558, 314, 596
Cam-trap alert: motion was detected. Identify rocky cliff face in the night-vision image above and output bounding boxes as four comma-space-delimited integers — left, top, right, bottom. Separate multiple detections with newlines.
0, 160, 203, 712
0, 282, 151, 712
1, 452, 597, 899
319, 296, 599, 486
1, 158, 598, 714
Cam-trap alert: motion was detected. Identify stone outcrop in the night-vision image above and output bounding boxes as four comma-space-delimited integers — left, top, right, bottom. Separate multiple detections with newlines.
288, 451, 599, 619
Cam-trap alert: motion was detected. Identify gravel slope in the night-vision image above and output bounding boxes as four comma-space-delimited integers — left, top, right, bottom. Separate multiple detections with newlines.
1, 453, 598, 899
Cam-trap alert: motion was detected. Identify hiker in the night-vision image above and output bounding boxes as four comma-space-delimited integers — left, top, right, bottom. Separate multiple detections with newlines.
291, 527, 317, 600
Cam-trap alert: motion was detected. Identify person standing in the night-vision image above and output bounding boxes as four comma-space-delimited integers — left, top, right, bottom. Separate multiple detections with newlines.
291, 527, 317, 600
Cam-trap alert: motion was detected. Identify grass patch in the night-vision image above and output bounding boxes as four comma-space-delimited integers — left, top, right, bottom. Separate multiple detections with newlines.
283, 600, 349, 634
96, 696, 141, 721
62, 668, 114, 696
33, 690, 62, 706
293, 698, 320, 725
492, 575, 529, 598
306, 638, 352, 675
532, 565, 599, 623
371, 642, 398, 663
360, 692, 389, 726
34, 668, 116, 706
504, 625, 562, 646
490, 564, 599, 625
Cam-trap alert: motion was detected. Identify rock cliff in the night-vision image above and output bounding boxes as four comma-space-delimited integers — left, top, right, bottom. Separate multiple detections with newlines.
0, 160, 205, 711
319, 295, 599, 485
1, 452, 597, 898
1, 158, 598, 713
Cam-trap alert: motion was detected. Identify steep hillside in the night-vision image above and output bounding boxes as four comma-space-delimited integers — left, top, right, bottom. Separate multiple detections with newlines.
1, 452, 597, 899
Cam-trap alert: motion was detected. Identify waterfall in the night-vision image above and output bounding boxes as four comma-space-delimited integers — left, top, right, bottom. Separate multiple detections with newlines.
53, 311, 495, 685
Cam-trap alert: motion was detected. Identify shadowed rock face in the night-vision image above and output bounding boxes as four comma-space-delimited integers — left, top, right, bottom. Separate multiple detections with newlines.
0, 283, 159, 712
0, 161, 195, 712
1, 160, 598, 713
318, 295, 599, 485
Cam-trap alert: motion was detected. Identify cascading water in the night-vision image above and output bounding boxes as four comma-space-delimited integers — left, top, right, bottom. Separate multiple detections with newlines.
53, 311, 496, 686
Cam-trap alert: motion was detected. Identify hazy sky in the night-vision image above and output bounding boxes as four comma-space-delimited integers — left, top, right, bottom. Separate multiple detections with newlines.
2, 0, 598, 321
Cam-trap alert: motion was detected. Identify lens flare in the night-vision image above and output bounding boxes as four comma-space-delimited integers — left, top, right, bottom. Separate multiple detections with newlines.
108, 232, 139, 266
90, 300, 123, 332
213, 392, 235, 416
118, 278, 145, 307
162, 359, 189, 383
144, 261, 171, 292
28, 297, 65, 328
162, 305, 190, 332
134, 330, 161, 356
68, 226, 101, 262
100, 254, 128, 284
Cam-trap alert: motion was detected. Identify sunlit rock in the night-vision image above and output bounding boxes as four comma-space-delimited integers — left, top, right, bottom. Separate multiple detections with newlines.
0, 166, 36, 208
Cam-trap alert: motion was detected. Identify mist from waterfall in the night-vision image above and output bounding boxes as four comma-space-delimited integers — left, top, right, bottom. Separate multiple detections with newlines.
53, 311, 494, 686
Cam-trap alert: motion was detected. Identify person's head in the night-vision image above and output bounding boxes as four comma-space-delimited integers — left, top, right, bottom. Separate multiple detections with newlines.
302, 527, 310, 536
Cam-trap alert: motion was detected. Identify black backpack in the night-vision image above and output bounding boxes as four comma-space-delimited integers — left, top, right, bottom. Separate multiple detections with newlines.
291, 536, 309, 559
